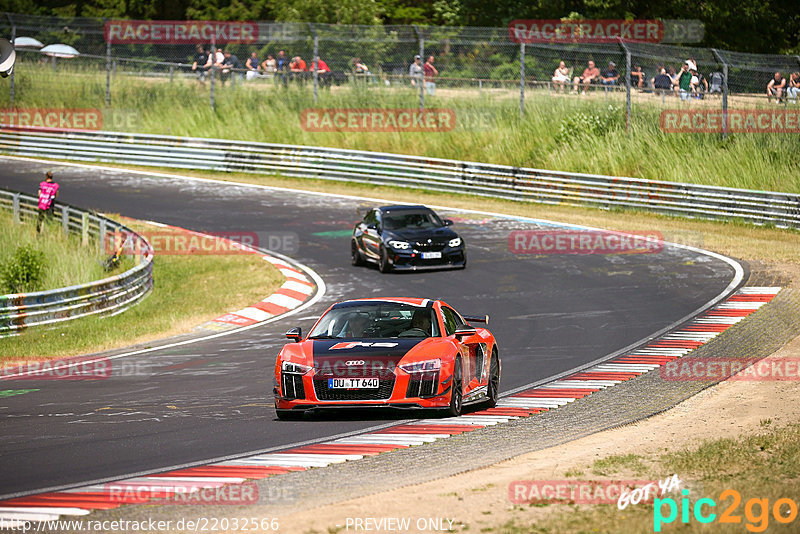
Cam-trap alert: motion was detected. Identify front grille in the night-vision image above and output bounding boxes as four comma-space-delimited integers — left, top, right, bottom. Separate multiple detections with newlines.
281, 372, 305, 400
406, 371, 439, 398
314, 377, 395, 400
414, 240, 447, 252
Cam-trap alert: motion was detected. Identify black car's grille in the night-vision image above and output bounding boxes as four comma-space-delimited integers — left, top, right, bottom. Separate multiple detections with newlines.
313, 377, 395, 400
281, 372, 305, 400
406, 371, 439, 398
414, 240, 448, 252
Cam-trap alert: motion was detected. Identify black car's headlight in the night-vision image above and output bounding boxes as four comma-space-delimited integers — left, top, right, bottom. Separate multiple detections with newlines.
388, 240, 411, 250
448, 237, 462, 248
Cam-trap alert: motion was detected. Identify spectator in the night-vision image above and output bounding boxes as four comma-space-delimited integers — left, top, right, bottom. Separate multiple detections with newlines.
599, 61, 619, 91
276, 50, 289, 86
551, 61, 570, 93
409, 54, 423, 87
708, 70, 724, 94
311, 56, 331, 88
36, 171, 59, 233
353, 57, 376, 83
423, 55, 438, 95
261, 54, 277, 74
767, 71, 786, 103
630, 65, 644, 89
572, 60, 600, 94
690, 69, 708, 98
208, 47, 224, 79
290, 56, 307, 72
787, 72, 800, 103
675, 61, 693, 101
191, 44, 209, 82
221, 50, 243, 84
245, 52, 260, 81
652, 67, 673, 93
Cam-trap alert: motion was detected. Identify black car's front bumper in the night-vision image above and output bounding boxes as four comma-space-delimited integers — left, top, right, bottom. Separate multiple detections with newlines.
387, 247, 466, 270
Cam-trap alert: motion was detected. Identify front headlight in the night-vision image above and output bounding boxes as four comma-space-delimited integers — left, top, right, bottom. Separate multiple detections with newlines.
399, 358, 441, 373
388, 240, 411, 250
282, 361, 312, 374
448, 237, 462, 248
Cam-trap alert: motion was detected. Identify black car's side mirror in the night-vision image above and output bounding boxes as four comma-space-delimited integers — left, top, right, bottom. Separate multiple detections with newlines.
454, 325, 476, 339
366, 223, 378, 230
443, 219, 454, 226
285, 327, 302, 342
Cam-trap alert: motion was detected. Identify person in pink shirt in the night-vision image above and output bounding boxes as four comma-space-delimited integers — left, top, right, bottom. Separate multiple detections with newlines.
37, 170, 59, 233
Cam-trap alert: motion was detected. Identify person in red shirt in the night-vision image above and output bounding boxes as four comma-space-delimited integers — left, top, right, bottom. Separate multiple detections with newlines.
37, 171, 59, 233
311, 56, 332, 88
423, 55, 438, 95
572, 60, 600, 94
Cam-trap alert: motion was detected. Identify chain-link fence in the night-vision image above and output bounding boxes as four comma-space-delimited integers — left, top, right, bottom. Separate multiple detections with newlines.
1, 13, 799, 137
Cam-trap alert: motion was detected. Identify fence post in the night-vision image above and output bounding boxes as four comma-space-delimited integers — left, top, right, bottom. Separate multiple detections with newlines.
6, 13, 15, 108
711, 49, 728, 140
82, 212, 89, 246
105, 23, 111, 107
99, 219, 106, 252
413, 25, 424, 110
209, 36, 215, 111
12, 193, 19, 223
61, 205, 69, 236
618, 39, 631, 133
309, 24, 318, 104
519, 42, 525, 117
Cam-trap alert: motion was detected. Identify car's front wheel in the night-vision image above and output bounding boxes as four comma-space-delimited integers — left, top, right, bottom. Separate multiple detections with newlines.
379, 245, 392, 273
351, 240, 365, 266
486, 350, 500, 408
447, 357, 463, 417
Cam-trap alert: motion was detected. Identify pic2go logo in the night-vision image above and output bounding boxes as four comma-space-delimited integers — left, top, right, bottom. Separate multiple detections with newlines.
654, 489, 798, 532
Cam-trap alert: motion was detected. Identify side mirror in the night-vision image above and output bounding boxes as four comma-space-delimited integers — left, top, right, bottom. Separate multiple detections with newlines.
454, 325, 476, 339
285, 327, 302, 342
443, 219, 454, 226
366, 223, 378, 230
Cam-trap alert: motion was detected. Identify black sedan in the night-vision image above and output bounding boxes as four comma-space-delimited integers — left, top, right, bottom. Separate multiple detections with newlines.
351, 205, 466, 272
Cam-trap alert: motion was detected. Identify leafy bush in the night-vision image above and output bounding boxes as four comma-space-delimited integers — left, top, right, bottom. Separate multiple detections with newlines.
555, 105, 623, 144
1, 245, 47, 294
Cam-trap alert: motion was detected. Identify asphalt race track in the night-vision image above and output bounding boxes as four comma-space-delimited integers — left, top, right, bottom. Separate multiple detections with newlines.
0, 158, 742, 498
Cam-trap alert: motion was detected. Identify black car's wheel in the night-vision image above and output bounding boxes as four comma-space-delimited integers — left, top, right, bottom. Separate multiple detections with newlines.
276, 409, 304, 421
486, 350, 500, 408
447, 357, 463, 417
379, 245, 392, 273
351, 240, 365, 266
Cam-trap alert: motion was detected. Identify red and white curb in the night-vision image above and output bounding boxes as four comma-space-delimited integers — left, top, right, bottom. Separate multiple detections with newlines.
0, 286, 780, 522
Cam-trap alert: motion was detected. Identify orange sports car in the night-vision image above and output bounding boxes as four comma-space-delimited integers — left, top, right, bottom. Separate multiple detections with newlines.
273, 298, 500, 419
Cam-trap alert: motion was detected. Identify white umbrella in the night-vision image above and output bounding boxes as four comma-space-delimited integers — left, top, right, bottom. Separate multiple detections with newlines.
40, 44, 80, 58
13, 37, 44, 49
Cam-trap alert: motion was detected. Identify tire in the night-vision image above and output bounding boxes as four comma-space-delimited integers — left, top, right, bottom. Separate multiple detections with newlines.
276, 409, 303, 421
351, 240, 365, 266
485, 351, 500, 408
446, 357, 463, 417
379, 245, 392, 273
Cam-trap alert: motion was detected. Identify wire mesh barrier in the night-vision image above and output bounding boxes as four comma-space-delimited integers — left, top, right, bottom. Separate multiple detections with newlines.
0, 187, 153, 334
1, 128, 798, 229
1, 13, 798, 135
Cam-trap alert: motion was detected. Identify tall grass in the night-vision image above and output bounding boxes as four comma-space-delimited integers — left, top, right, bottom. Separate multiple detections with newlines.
4, 61, 800, 193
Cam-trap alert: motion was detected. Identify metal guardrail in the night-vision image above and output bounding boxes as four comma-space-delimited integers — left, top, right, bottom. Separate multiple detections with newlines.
0, 127, 799, 229
0, 187, 153, 334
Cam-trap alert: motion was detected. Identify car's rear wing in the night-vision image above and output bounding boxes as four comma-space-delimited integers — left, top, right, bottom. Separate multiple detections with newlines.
463, 314, 489, 325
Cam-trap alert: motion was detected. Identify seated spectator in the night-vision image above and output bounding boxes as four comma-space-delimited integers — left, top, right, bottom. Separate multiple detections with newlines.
311, 56, 331, 87
409, 55, 423, 86
767, 71, 786, 102
630, 65, 644, 89
599, 61, 619, 91
221, 50, 242, 84
572, 60, 600, 94
191, 44, 210, 82
675, 61, 693, 101
208, 47, 224, 76
652, 67, 673, 93
690, 69, 708, 97
261, 54, 277, 74
353, 57, 376, 83
245, 52, 260, 81
551, 61, 570, 93
708, 71, 724, 94
290, 56, 307, 72
787, 72, 800, 103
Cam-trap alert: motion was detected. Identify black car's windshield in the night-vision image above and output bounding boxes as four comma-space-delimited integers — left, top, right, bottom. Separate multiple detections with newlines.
308, 302, 440, 339
382, 210, 443, 231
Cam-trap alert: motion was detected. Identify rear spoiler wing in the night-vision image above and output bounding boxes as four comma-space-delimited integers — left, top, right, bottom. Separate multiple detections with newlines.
463, 314, 489, 325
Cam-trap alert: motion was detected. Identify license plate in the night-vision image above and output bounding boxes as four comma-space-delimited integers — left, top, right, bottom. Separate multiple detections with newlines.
328, 378, 379, 389
422, 252, 442, 259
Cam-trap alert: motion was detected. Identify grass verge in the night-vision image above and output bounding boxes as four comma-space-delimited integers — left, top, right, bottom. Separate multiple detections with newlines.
491, 421, 800, 533
0, 210, 131, 293
3, 62, 800, 193
1, 218, 284, 361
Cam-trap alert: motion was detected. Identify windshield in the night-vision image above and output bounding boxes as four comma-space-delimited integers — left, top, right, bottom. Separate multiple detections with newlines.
308, 302, 440, 339
383, 210, 443, 231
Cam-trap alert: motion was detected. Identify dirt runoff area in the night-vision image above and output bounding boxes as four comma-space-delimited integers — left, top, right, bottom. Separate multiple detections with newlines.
278, 331, 800, 534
